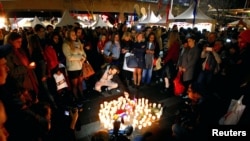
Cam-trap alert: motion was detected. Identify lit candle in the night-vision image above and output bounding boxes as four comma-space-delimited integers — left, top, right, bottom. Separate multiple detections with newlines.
158, 103, 161, 109
153, 103, 156, 108
138, 125, 142, 130
29, 62, 36, 67
148, 121, 152, 126
152, 116, 156, 121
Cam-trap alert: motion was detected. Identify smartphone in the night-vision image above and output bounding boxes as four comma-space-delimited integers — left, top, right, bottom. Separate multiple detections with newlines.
64, 110, 70, 116
226, 39, 231, 43
206, 47, 213, 51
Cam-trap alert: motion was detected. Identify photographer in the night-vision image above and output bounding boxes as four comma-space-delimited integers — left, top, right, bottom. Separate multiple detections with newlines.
50, 106, 80, 141
197, 40, 222, 91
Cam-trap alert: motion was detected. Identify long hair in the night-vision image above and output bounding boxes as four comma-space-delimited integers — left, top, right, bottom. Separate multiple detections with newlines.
167, 31, 181, 49
27, 34, 43, 57
110, 32, 119, 45
64, 29, 76, 51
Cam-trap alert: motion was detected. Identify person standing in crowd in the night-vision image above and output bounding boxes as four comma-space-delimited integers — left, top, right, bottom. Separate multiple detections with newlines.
97, 34, 107, 54
5, 32, 39, 95
0, 44, 11, 87
197, 39, 222, 91
28, 24, 58, 109
62, 29, 87, 103
177, 35, 201, 94
96, 34, 108, 69
103, 32, 121, 66
161, 31, 181, 93
142, 32, 157, 86
49, 32, 65, 65
227, 30, 250, 97
120, 31, 133, 86
0, 100, 8, 141
0, 44, 12, 141
132, 32, 147, 88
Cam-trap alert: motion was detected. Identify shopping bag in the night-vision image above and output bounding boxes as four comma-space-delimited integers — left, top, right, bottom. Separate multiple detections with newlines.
81, 61, 95, 79
53, 72, 68, 91
126, 54, 138, 68
173, 71, 185, 96
219, 95, 246, 125
123, 52, 135, 72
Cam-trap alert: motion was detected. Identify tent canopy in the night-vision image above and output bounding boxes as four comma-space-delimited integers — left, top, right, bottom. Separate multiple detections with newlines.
31, 16, 45, 27
227, 19, 250, 28
139, 11, 161, 24
56, 10, 79, 27
171, 2, 215, 23
92, 15, 113, 28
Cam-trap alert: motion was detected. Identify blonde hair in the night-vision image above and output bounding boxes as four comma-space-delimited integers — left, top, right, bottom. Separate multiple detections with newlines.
121, 31, 131, 41
64, 29, 83, 51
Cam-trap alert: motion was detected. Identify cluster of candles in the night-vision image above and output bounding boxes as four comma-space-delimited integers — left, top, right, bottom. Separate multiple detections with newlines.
98, 95, 163, 130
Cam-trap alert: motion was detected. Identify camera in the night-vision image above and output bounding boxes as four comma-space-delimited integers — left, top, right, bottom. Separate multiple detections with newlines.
64, 104, 83, 116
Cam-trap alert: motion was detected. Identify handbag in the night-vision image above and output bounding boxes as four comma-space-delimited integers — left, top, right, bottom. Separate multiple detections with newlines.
81, 61, 95, 79
219, 95, 246, 125
126, 54, 138, 68
103, 55, 113, 63
103, 43, 113, 63
173, 71, 185, 96
123, 52, 135, 72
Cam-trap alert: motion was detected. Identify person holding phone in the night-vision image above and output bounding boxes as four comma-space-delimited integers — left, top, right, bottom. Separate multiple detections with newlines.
197, 40, 222, 91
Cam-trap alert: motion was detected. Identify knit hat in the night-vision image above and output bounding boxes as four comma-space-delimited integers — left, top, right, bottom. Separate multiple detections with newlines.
238, 30, 250, 43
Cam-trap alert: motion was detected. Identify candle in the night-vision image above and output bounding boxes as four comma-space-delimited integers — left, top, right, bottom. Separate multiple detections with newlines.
29, 62, 36, 67
138, 125, 142, 130
158, 104, 161, 109
153, 103, 156, 108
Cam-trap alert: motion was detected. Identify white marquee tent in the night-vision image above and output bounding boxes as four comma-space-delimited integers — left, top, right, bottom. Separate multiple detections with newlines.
56, 10, 79, 27
92, 15, 113, 28
172, 2, 214, 23
31, 16, 45, 28
227, 19, 250, 28
169, 1, 216, 31
139, 11, 161, 24
15, 18, 33, 28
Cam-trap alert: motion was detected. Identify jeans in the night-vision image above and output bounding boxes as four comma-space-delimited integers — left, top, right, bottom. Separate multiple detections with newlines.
142, 67, 153, 84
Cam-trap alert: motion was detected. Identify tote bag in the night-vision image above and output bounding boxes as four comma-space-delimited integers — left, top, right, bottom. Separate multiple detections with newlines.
219, 95, 246, 125
126, 53, 138, 68
81, 61, 95, 79
123, 52, 135, 72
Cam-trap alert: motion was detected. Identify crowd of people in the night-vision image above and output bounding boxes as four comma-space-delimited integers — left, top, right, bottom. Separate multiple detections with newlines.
0, 22, 250, 141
